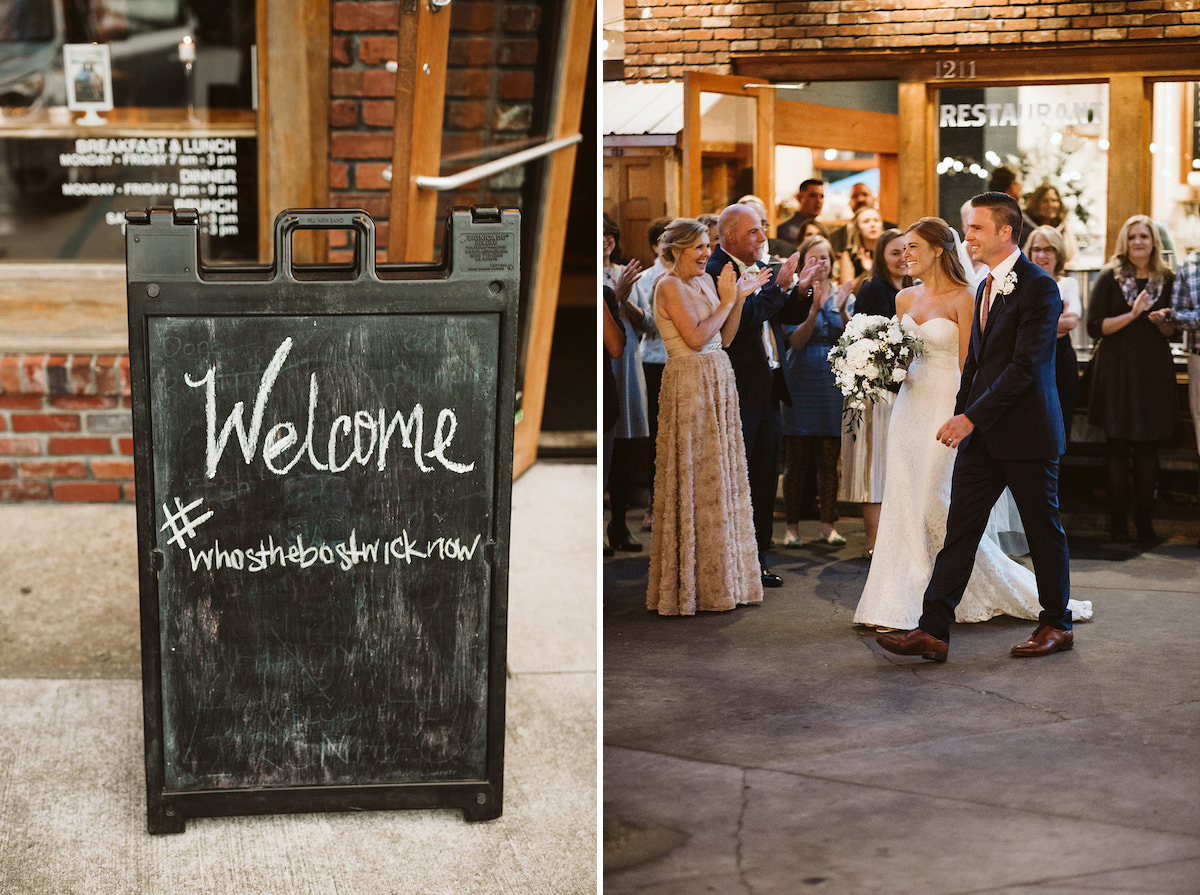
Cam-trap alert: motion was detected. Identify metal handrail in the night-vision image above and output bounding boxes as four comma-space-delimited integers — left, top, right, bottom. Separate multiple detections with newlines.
411, 133, 583, 191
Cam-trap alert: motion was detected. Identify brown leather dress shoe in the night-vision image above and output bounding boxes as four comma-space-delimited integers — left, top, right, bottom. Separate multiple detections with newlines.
1011, 624, 1074, 657
876, 628, 948, 662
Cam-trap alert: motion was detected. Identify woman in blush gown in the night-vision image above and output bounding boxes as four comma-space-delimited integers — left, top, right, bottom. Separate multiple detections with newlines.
646, 218, 773, 616
852, 217, 1092, 632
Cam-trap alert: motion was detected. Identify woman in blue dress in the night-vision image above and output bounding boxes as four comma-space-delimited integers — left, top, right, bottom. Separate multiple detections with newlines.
781, 235, 851, 547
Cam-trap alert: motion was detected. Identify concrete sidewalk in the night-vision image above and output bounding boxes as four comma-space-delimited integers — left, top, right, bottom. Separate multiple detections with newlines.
0, 461, 597, 895
603, 517, 1200, 894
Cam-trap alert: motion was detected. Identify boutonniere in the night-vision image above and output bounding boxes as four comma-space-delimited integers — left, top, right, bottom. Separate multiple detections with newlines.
996, 270, 1017, 297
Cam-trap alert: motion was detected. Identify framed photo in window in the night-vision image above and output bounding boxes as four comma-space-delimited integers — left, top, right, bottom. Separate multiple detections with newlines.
64, 43, 114, 118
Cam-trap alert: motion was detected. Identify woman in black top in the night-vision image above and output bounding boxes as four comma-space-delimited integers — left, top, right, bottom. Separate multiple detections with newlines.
854, 227, 908, 317
1086, 215, 1177, 543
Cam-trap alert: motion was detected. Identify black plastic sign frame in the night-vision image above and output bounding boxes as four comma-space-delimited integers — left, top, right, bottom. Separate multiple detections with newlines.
126, 206, 519, 834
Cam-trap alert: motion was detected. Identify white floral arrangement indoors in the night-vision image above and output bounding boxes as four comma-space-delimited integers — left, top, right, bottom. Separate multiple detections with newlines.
827, 314, 924, 436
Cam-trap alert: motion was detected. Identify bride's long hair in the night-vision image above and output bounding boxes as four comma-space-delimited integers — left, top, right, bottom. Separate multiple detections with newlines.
907, 217, 970, 289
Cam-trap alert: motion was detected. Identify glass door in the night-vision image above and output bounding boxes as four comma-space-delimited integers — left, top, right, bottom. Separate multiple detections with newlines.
385, 0, 595, 477
682, 71, 772, 219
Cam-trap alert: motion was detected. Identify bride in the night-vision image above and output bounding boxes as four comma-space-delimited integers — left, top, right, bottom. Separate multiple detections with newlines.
853, 217, 1092, 631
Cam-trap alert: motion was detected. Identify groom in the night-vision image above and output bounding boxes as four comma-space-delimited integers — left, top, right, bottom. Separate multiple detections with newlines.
878, 192, 1073, 661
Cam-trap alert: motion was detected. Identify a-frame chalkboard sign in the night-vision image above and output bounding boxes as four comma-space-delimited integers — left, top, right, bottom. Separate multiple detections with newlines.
126, 206, 518, 834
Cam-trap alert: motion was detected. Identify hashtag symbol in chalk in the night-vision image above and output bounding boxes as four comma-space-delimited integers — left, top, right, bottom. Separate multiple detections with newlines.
160, 496, 214, 549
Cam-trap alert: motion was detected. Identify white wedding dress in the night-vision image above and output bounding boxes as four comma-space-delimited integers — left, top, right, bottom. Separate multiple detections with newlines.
853, 315, 1092, 630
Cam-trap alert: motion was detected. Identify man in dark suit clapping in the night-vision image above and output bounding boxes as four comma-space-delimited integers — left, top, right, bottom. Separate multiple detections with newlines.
707, 204, 818, 589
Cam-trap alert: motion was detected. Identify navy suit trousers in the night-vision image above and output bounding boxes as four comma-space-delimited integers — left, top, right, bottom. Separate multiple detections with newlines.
739, 394, 782, 561
918, 438, 1072, 641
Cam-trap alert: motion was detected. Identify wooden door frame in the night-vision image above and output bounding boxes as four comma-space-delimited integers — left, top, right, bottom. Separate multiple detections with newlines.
256, 0, 331, 264
682, 72, 903, 229
682, 71, 773, 219
734, 43, 1200, 256
511, 0, 595, 477
380, 0, 594, 479
387, 2, 454, 264
772, 98, 900, 226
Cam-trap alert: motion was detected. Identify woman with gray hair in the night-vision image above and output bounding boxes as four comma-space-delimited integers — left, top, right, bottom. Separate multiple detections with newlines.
1025, 224, 1082, 438
1085, 214, 1177, 543
645, 217, 772, 615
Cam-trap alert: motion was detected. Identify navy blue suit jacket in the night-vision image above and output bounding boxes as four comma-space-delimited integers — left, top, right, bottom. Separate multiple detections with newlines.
957, 252, 1065, 460
706, 245, 808, 414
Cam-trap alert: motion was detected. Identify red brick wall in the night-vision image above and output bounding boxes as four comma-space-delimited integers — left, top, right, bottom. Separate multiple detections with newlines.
621, 0, 1200, 79
328, 0, 544, 261
329, 0, 401, 253
0, 355, 134, 502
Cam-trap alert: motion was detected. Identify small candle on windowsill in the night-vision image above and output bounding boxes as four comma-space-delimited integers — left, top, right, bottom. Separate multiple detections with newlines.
178, 36, 195, 63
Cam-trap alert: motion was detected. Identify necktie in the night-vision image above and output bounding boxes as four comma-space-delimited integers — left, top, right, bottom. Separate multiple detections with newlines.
747, 264, 780, 367
763, 321, 779, 368
981, 273, 994, 330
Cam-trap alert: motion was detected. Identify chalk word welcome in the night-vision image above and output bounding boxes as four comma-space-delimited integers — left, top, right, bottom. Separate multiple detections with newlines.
184, 337, 476, 479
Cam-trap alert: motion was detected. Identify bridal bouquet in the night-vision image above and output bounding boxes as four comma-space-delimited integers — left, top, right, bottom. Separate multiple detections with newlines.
827, 314, 923, 434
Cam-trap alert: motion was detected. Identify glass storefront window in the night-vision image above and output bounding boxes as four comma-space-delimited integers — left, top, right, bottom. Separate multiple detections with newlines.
0, 0, 258, 262
772, 80, 899, 227
937, 83, 1109, 270
1151, 80, 1200, 262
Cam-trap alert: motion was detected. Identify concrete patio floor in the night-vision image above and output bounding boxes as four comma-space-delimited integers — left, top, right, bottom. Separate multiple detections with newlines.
0, 461, 597, 895
604, 516, 1200, 894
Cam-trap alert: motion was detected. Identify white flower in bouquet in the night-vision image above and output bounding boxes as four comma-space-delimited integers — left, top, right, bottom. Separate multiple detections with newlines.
844, 339, 875, 373
843, 314, 872, 339
827, 314, 924, 436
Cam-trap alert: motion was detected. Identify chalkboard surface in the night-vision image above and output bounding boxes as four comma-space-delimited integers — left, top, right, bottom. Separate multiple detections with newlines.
127, 207, 517, 833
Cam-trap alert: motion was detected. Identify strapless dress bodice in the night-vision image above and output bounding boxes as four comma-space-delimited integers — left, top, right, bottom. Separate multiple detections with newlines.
903, 314, 959, 372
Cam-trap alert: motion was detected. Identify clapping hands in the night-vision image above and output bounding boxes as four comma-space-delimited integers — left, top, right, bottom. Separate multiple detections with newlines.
835, 280, 855, 310
1134, 290, 1174, 329
776, 252, 801, 289
793, 253, 824, 292
614, 259, 643, 306
716, 263, 738, 306
714, 262, 771, 305
738, 265, 773, 299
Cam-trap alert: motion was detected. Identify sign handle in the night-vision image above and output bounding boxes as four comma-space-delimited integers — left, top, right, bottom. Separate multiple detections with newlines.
272, 208, 377, 282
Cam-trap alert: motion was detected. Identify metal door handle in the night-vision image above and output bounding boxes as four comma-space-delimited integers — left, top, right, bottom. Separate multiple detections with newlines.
407, 134, 583, 191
